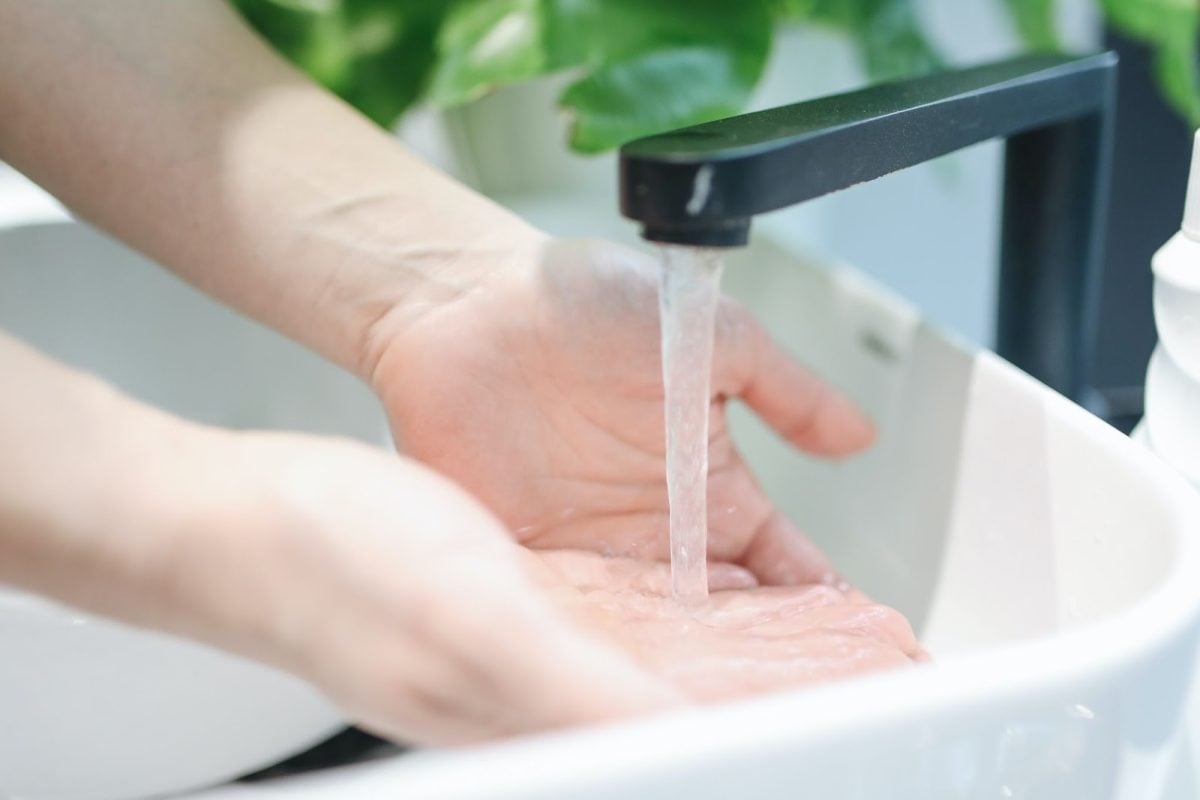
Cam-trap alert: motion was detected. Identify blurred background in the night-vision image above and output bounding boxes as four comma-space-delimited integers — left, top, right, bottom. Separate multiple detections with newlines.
2, 0, 1197, 430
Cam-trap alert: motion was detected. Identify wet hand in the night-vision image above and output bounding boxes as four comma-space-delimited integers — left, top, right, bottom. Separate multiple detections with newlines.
157, 434, 914, 744
532, 550, 927, 699
368, 237, 875, 586
150, 430, 682, 745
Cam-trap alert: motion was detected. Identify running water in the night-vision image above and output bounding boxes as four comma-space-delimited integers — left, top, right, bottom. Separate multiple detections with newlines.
658, 245, 725, 605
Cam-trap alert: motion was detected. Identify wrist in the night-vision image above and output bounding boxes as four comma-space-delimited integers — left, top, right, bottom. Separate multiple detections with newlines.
64, 397, 246, 628
0, 354, 222, 618
355, 220, 549, 387
110, 426, 311, 668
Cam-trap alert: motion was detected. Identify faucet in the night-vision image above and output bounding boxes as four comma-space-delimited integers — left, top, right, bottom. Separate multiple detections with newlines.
619, 53, 1117, 406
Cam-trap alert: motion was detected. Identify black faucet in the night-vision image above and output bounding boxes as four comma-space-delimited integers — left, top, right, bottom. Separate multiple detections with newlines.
619, 53, 1117, 406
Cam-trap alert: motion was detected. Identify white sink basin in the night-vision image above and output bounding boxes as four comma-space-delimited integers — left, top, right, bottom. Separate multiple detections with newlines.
3, 182, 1200, 799
187, 239, 1200, 799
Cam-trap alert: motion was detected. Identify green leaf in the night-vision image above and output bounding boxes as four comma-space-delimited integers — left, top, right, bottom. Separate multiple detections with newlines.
561, 47, 750, 153
857, 0, 942, 81
772, 0, 942, 82
1102, 0, 1200, 127
336, 0, 448, 125
1001, 0, 1060, 51
428, 0, 773, 152
231, 0, 449, 128
555, 0, 774, 151
547, 1, 766, 66
1153, 33, 1200, 127
427, 0, 551, 106
1101, 0, 1194, 40
256, 0, 338, 13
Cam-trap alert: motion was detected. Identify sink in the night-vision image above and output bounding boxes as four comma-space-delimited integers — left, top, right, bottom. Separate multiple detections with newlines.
186, 236, 1200, 800
3, 181, 1200, 798
0, 193, 386, 799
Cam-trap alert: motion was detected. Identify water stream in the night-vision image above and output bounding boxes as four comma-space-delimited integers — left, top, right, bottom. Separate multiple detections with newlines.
658, 245, 725, 606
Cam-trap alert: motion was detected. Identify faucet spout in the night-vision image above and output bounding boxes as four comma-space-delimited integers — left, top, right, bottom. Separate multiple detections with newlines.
619, 53, 1117, 403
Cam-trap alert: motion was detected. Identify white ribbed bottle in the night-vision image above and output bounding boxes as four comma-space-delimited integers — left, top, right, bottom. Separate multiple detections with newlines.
1135, 130, 1200, 491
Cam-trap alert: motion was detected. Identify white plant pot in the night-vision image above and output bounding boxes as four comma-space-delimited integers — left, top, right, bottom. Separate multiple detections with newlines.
402, 27, 861, 251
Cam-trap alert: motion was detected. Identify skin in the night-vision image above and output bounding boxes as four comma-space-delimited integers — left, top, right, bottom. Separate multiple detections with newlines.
372, 237, 876, 584
0, 1, 923, 745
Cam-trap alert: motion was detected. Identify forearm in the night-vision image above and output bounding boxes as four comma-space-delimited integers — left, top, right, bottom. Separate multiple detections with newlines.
0, 1, 543, 377
0, 333, 316, 668
0, 333, 211, 621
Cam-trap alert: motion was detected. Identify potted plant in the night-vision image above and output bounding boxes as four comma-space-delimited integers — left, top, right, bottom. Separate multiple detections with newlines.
228, 0, 1198, 346
232, 0, 1197, 156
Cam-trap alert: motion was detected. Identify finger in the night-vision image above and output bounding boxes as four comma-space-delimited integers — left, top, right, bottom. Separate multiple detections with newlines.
738, 508, 836, 587
616, 559, 758, 595
711, 449, 876, 599
708, 562, 760, 592
716, 299, 875, 457
342, 553, 684, 745
665, 633, 916, 702
533, 549, 758, 594
514, 619, 687, 730
740, 603, 922, 655
702, 585, 923, 661
702, 583, 850, 629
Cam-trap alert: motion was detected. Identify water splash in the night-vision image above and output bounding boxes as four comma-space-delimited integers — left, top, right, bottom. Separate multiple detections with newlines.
658, 245, 725, 605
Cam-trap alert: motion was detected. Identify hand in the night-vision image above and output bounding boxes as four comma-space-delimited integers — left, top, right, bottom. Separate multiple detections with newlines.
531, 551, 927, 701
141, 432, 918, 742
1, 333, 683, 745
0, 329, 915, 747
368, 237, 875, 586
148, 429, 685, 745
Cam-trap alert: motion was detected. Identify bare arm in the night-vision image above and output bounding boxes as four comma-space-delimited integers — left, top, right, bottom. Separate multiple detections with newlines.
0, 0, 541, 377
0, 332, 197, 616
0, 330, 685, 742
0, 0, 880, 591
0, 4, 918, 738
0, 332, 918, 743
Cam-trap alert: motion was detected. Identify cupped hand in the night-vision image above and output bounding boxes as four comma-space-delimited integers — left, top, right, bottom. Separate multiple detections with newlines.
158, 431, 917, 746
153, 429, 679, 745
368, 237, 875, 586
530, 550, 926, 701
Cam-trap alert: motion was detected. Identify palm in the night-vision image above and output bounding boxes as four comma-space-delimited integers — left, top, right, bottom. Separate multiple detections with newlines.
532, 550, 926, 698
371, 239, 874, 585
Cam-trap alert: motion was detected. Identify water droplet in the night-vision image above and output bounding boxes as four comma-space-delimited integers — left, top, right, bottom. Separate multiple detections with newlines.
1069, 703, 1095, 720
1000, 786, 1013, 798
